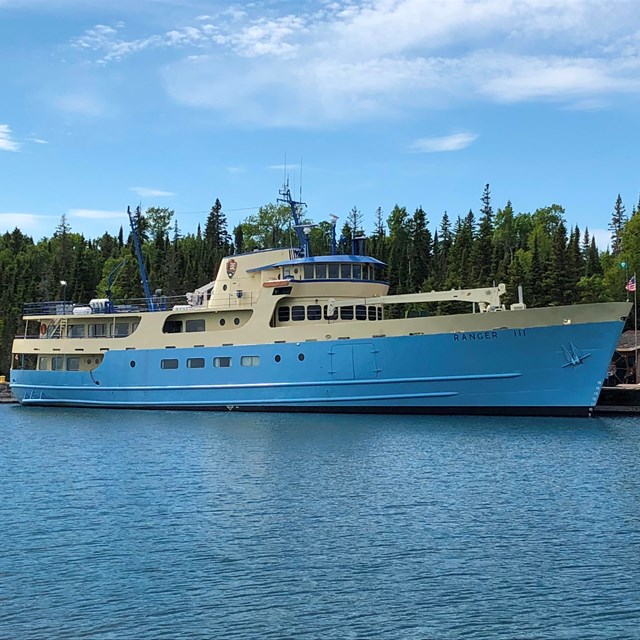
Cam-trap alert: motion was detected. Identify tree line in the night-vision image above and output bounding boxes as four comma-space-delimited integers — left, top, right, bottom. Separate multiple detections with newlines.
1, 185, 637, 375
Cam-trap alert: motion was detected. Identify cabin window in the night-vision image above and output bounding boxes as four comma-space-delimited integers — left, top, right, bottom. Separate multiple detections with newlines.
328, 264, 339, 279
68, 324, 85, 338
361, 266, 370, 280
340, 306, 354, 320
315, 264, 327, 279
304, 265, 314, 280
353, 265, 362, 279
356, 305, 367, 320
241, 355, 260, 367
307, 305, 322, 320
214, 357, 232, 368
340, 264, 351, 279
90, 323, 108, 338
323, 305, 338, 321
234, 318, 240, 326
66, 356, 80, 371
161, 358, 179, 369
186, 319, 205, 333
219, 318, 226, 326
39, 356, 49, 371
163, 319, 182, 334
368, 306, 377, 321
51, 356, 64, 371
187, 357, 205, 369
13, 354, 37, 370
114, 322, 129, 337
278, 306, 290, 322
291, 305, 305, 321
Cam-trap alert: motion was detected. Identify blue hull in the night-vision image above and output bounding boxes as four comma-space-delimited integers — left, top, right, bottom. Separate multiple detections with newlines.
11, 320, 623, 416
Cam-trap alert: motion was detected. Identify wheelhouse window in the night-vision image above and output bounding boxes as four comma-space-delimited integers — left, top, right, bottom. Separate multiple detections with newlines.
356, 305, 367, 320
161, 358, 179, 369
328, 264, 339, 279
187, 357, 205, 369
214, 357, 232, 368
241, 355, 260, 367
186, 319, 205, 333
315, 264, 327, 279
340, 264, 351, 279
353, 265, 362, 280
303, 265, 314, 280
278, 306, 290, 322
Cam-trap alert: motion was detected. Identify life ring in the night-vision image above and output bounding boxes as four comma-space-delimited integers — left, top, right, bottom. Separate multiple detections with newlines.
39, 323, 47, 336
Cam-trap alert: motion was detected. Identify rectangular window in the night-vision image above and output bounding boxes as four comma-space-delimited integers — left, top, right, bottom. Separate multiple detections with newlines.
163, 320, 182, 334
356, 305, 367, 320
323, 305, 338, 321
291, 305, 305, 321
340, 264, 351, 279
90, 323, 107, 337
161, 358, 179, 369
315, 264, 327, 279
368, 306, 377, 320
186, 319, 205, 333
39, 356, 49, 371
241, 355, 260, 367
377, 308, 383, 320
68, 324, 85, 338
328, 264, 339, 279
114, 322, 129, 337
187, 357, 205, 369
278, 306, 290, 322
303, 265, 314, 280
52, 356, 64, 371
214, 357, 232, 368
340, 306, 354, 320
307, 305, 322, 320
66, 356, 80, 371
352, 265, 362, 279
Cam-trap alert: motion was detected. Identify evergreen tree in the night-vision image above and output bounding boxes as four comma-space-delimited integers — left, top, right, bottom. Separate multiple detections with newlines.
471, 184, 494, 286
609, 194, 626, 257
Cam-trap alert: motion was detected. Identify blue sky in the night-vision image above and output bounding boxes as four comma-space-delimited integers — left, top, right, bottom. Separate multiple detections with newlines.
1, 0, 640, 248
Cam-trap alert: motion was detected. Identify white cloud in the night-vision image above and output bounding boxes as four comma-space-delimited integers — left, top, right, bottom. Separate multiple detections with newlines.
130, 187, 175, 197
0, 213, 41, 232
410, 133, 478, 153
28, 137, 49, 144
0, 124, 20, 152
53, 93, 108, 117
62, 1, 640, 126
269, 164, 301, 171
69, 209, 126, 220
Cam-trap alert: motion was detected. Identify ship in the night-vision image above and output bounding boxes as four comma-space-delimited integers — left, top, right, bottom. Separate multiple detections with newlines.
10, 187, 631, 416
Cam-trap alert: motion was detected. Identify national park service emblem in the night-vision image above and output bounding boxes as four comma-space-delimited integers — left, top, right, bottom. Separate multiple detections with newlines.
226, 259, 237, 279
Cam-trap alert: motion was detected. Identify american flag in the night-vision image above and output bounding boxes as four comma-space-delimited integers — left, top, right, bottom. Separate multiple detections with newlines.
626, 275, 636, 292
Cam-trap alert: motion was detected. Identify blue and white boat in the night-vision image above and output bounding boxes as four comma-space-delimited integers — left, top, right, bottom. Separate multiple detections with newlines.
10, 190, 630, 416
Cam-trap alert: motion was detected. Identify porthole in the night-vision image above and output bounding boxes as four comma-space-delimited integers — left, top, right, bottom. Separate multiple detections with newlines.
234, 317, 240, 325
223, 284, 228, 291
298, 353, 305, 361
275, 354, 281, 362
130, 361, 136, 368
220, 318, 226, 326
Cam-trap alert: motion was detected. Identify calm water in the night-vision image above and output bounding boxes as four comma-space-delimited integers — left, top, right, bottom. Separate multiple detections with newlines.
1, 407, 640, 639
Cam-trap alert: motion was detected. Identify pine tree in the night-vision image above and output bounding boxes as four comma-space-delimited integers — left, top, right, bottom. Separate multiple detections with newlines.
609, 194, 626, 256
471, 184, 494, 286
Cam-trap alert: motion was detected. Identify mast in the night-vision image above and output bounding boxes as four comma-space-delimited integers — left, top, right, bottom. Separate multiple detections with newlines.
278, 180, 309, 257
127, 206, 155, 311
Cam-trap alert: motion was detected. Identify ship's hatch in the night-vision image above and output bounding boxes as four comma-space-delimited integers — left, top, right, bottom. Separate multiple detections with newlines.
330, 343, 379, 380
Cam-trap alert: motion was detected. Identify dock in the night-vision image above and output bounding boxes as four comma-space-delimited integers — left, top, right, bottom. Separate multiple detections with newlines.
0, 383, 16, 404
593, 384, 640, 415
